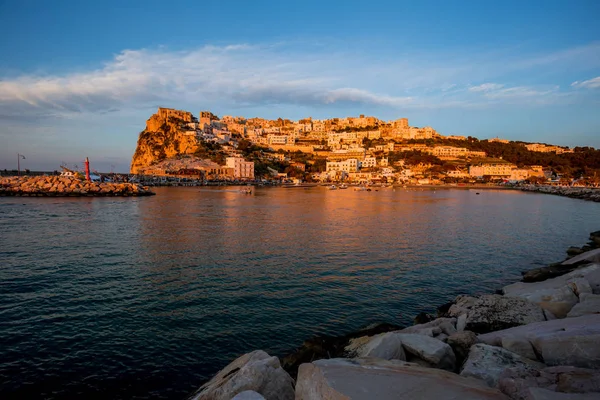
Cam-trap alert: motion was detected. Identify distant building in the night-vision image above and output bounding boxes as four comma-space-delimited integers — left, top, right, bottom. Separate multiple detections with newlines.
226, 157, 255, 179
469, 163, 516, 178
326, 159, 360, 173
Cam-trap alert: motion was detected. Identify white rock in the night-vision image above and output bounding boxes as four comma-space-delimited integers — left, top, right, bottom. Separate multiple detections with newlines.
457, 314, 467, 331
295, 358, 510, 400
347, 332, 406, 360
460, 344, 545, 387
478, 314, 600, 369
562, 249, 600, 266
399, 317, 457, 334
501, 336, 537, 360
439, 321, 457, 336
396, 333, 456, 370
192, 350, 294, 400
232, 391, 266, 400
568, 293, 600, 317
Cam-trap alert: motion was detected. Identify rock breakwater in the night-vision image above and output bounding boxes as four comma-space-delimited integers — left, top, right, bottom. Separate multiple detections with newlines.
521, 185, 600, 202
189, 231, 600, 400
0, 176, 155, 197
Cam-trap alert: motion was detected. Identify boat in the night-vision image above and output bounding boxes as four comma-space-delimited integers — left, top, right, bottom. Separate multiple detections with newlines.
327, 185, 338, 190
339, 184, 348, 189
354, 186, 367, 191
239, 188, 252, 194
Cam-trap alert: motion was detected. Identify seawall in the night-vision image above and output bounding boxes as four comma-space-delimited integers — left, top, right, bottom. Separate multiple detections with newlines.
0, 176, 155, 197
521, 184, 600, 202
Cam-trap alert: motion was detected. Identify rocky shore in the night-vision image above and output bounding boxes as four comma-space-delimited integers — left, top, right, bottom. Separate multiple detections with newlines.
0, 176, 155, 197
190, 230, 600, 400
521, 185, 600, 202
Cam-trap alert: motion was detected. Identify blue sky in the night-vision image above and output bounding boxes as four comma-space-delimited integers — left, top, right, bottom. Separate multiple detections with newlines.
0, 0, 599, 172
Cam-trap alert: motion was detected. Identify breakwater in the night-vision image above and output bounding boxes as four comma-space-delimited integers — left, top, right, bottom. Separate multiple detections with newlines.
0, 176, 155, 197
521, 185, 600, 202
191, 231, 600, 400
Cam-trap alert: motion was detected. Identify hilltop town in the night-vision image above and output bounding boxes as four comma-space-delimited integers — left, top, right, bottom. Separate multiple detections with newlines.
130, 107, 600, 186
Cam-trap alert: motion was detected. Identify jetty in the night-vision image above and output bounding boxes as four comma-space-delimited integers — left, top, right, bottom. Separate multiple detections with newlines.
0, 176, 155, 197
520, 185, 600, 202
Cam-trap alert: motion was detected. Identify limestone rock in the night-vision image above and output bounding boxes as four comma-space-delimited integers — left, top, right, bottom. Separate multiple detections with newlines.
447, 330, 478, 367
192, 350, 294, 400
232, 391, 266, 400
457, 313, 468, 331
346, 332, 406, 360
399, 317, 457, 334
567, 293, 600, 317
460, 344, 545, 387
562, 249, 600, 267
396, 333, 456, 370
501, 336, 537, 361
478, 314, 600, 369
465, 295, 546, 333
295, 358, 509, 400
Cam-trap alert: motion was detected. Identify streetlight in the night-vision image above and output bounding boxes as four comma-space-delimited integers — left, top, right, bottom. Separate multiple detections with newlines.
17, 153, 26, 176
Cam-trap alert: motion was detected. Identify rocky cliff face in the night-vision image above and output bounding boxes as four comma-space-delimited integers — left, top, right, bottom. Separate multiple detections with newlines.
130, 109, 201, 174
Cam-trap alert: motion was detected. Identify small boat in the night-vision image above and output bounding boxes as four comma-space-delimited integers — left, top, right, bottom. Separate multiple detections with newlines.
239, 188, 252, 194
354, 186, 367, 191
327, 185, 338, 190
339, 184, 348, 189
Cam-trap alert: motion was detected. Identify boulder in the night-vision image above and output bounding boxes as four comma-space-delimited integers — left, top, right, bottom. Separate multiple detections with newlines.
346, 332, 406, 360
478, 314, 600, 369
448, 295, 478, 317
295, 358, 509, 400
562, 249, 600, 266
192, 350, 294, 400
464, 295, 546, 333
526, 387, 599, 399
460, 344, 545, 387
567, 293, 600, 317
232, 391, 266, 400
503, 265, 600, 317
399, 317, 457, 335
396, 333, 456, 370
447, 330, 478, 367
457, 314, 467, 331
501, 336, 537, 361
567, 247, 585, 256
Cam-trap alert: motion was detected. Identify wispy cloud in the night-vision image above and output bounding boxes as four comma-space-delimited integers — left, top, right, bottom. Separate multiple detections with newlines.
468, 83, 505, 92
571, 76, 600, 89
0, 41, 598, 120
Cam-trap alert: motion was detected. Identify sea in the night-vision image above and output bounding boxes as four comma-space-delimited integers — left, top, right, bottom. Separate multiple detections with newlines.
1, 186, 599, 399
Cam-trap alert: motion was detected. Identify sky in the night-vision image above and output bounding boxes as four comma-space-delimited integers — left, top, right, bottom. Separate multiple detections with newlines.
0, 0, 599, 173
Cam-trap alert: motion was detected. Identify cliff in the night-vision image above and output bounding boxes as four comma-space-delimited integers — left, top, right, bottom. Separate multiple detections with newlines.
130, 108, 201, 174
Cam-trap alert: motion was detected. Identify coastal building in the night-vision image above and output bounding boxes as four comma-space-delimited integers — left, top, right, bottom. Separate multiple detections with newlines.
226, 157, 255, 179
524, 143, 574, 154
267, 135, 290, 145
361, 156, 377, 169
326, 159, 360, 174
469, 162, 516, 178
489, 137, 510, 144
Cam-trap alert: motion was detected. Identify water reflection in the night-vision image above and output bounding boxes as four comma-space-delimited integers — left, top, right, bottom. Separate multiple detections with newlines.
1, 187, 599, 399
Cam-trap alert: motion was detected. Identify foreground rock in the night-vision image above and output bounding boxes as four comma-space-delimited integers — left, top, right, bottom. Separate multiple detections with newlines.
281, 322, 402, 378
567, 293, 600, 317
498, 365, 600, 399
503, 264, 600, 317
345, 328, 456, 370
447, 331, 479, 367
460, 344, 545, 387
479, 314, 600, 369
0, 176, 154, 197
295, 358, 509, 400
192, 350, 294, 400
447, 295, 546, 333
562, 248, 600, 267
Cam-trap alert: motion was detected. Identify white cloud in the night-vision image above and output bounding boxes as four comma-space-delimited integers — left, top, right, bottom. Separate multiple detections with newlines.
571, 76, 600, 89
0, 42, 597, 120
469, 83, 505, 92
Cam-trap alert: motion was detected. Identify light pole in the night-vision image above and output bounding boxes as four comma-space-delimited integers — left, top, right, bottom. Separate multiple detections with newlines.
17, 153, 26, 176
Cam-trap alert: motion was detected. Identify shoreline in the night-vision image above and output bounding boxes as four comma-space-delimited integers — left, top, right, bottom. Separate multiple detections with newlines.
191, 230, 600, 399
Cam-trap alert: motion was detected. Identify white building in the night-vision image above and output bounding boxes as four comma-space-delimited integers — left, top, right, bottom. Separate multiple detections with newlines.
326, 159, 360, 173
361, 156, 377, 168
267, 134, 289, 145
469, 163, 515, 178
226, 157, 255, 179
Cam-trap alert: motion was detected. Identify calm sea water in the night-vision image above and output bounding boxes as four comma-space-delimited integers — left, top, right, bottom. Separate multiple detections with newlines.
1, 187, 599, 399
